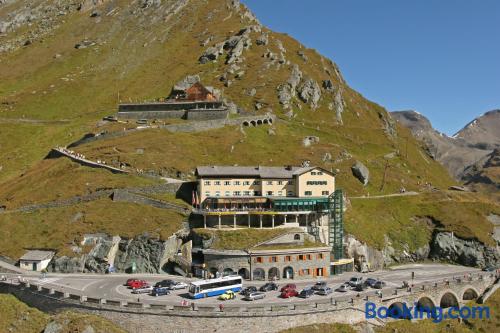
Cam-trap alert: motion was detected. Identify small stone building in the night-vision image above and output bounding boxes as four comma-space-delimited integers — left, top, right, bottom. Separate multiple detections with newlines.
19, 250, 55, 272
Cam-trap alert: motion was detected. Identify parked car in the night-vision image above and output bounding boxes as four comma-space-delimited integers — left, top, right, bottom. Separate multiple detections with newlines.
280, 288, 299, 298
132, 285, 153, 294
260, 282, 279, 292
244, 292, 266, 301
354, 283, 368, 292
365, 278, 378, 288
347, 276, 363, 287
169, 281, 188, 290
240, 286, 258, 296
373, 281, 386, 289
483, 266, 497, 272
154, 279, 175, 288
316, 287, 333, 296
298, 288, 315, 298
335, 283, 350, 292
280, 283, 297, 292
218, 290, 236, 300
312, 281, 327, 291
125, 279, 142, 287
128, 280, 148, 289
151, 287, 170, 297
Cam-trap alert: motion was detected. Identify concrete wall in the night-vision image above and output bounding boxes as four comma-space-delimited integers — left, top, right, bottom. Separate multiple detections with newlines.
186, 109, 229, 120
19, 258, 51, 272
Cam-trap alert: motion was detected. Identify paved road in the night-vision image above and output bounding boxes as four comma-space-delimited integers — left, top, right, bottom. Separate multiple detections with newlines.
11, 264, 481, 306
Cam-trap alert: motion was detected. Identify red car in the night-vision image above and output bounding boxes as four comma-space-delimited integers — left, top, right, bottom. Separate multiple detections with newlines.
280, 283, 296, 292
127, 280, 148, 289
280, 288, 299, 298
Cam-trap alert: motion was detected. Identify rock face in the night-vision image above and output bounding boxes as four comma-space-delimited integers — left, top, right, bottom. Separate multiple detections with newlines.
173, 75, 200, 91
298, 78, 321, 109
351, 161, 369, 185
391, 110, 500, 191
430, 232, 500, 268
345, 235, 385, 271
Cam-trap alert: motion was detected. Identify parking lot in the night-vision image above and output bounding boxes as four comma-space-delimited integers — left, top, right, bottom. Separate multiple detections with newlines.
18, 264, 480, 306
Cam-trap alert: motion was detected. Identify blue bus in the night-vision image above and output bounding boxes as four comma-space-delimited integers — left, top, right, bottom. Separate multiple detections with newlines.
188, 275, 243, 299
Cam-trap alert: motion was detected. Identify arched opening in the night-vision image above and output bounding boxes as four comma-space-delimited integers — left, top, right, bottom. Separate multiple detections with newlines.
257, 119, 263, 125
223, 268, 234, 276
463, 288, 479, 301
243, 121, 249, 127
294, 234, 301, 240
268, 118, 273, 124
283, 266, 294, 279
388, 302, 411, 319
263, 119, 269, 124
416, 297, 436, 317
253, 268, 265, 280
268, 267, 280, 280
440, 292, 459, 308
209, 267, 218, 278
238, 268, 250, 280
250, 121, 256, 126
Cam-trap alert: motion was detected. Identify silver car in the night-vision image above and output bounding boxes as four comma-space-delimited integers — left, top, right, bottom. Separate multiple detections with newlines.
244, 292, 266, 301
169, 281, 188, 290
131, 286, 153, 294
316, 287, 333, 295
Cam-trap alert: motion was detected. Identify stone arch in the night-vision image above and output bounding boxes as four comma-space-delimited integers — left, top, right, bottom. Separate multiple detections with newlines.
238, 268, 250, 280
462, 287, 479, 301
263, 119, 269, 124
294, 233, 301, 240
440, 291, 459, 308
268, 118, 273, 124
268, 267, 280, 280
250, 120, 257, 126
257, 119, 263, 125
223, 268, 234, 276
253, 268, 265, 280
388, 302, 411, 319
416, 296, 436, 316
209, 267, 218, 276
243, 121, 249, 127
283, 266, 294, 279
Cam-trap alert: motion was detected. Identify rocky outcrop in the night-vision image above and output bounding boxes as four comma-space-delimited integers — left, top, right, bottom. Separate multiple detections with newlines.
277, 64, 302, 109
345, 235, 385, 271
199, 27, 253, 65
430, 232, 500, 268
298, 78, 321, 109
351, 161, 369, 185
302, 136, 320, 147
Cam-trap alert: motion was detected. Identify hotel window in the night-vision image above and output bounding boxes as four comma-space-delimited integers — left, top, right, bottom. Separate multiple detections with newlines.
215, 191, 221, 197
317, 171, 323, 175
224, 191, 230, 196
298, 254, 305, 261
304, 191, 312, 196
224, 181, 231, 186
234, 181, 241, 185
287, 191, 294, 197
317, 253, 324, 260
269, 256, 278, 263
233, 191, 241, 196
243, 191, 251, 196
266, 191, 273, 196
266, 181, 273, 185
311, 171, 317, 175
277, 191, 283, 196
285, 256, 291, 262
288, 180, 294, 185
204, 180, 211, 185
255, 257, 263, 263
253, 180, 261, 185
322, 191, 329, 195
205, 191, 210, 197
214, 181, 221, 185
306, 254, 312, 260
243, 181, 250, 185
254, 191, 262, 196
278, 180, 283, 185
301, 269, 310, 275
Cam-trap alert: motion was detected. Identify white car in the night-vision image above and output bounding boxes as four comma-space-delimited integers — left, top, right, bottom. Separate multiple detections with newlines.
131, 286, 153, 294
169, 281, 188, 290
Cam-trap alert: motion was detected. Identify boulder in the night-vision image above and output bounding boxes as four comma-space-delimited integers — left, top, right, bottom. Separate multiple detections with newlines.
297, 50, 308, 62
322, 79, 334, 92
302, 136, 319, 147
199, 42, 224, 64
344, 235, 385, 271
256, 33, 268, 45
298, 78, 321, 109
173, 75, 200, 91
44, 321, 63, 333
351, 161, 369, 185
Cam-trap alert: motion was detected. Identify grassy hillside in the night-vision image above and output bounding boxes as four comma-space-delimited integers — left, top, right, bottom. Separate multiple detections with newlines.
0, 198, 185, 259
0, 0, 496, 260
0, 294, 125, 333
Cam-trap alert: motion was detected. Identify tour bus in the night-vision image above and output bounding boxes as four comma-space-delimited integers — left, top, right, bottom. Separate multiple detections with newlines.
188, 275, 243, 299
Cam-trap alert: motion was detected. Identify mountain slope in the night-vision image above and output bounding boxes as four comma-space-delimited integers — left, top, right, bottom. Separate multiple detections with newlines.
391, 110, 499, 191
0, 0, 496, 264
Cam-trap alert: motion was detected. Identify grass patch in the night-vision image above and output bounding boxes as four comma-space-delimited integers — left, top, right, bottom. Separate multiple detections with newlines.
0, 294, 49, 333
0, 198, 186, 259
